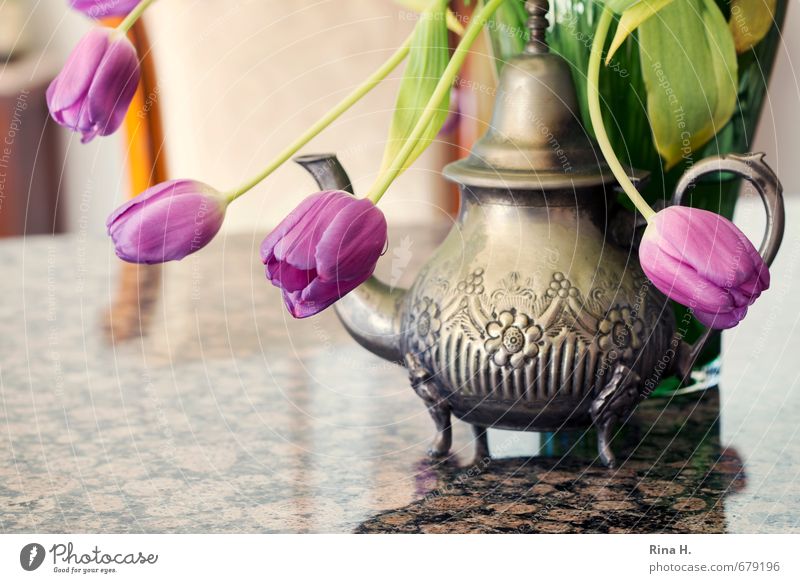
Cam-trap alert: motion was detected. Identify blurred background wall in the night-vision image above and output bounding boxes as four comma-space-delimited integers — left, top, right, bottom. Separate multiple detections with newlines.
1, 0, 798, 239
142, 0, 455, 235
1, 0, 126, 237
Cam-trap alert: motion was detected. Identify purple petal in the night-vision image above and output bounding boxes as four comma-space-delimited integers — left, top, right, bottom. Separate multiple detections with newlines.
85, 35, 141, 139
107, 180, 210, 227
107, 180, 225, 264
260, 191, 337, 264
110, 195, 222, 263
734, 228, 770, 293
47, 28, 110, 116
281, 269, 372, 319
640, 237, 733, 312
267, 262, 317, 292
693, 306, 748, 330
278, 193, 353, 269
728, 287, 752, 308
261, 191, 387, 318
315, 198, 387, 282
438, 88, 461, 136
655, 207, 756, 288
70, 0, 141, 18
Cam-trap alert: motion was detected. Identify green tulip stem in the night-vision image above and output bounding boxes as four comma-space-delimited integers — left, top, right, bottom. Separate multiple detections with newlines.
588, 7, 656, 222
226, 36, 412, 202
117, 0, 159, 34
366, 0, 508, 204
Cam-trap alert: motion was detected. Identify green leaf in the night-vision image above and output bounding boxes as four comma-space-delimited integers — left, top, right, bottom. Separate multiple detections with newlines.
604, 0, 647, 14
638, 0, 738, 169
487, 0, 529, 71
380, 0, 451, 175
393, 0, 465, 35
607, 0, 676, 62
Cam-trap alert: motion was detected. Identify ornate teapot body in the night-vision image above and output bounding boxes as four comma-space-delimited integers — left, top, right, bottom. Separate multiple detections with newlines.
294, 2, 784, 467
397, 183, 673, 442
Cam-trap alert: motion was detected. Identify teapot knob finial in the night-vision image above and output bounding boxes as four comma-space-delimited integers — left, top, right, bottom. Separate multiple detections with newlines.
525, 0, 550, 54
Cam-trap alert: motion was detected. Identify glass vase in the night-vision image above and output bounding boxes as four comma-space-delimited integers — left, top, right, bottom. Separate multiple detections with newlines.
546, 0, 787, 396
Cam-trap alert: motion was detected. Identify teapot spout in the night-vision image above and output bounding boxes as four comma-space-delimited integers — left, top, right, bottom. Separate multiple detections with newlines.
331, 277, 405, 364
293, 153, 353, 192
294, 154, 405, 364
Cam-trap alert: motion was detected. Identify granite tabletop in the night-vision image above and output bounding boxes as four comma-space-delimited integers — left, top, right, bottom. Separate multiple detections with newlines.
1, 197, 799, 534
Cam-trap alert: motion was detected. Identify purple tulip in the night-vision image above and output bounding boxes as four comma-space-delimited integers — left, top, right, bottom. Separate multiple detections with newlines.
261, 190, 388, 318
438, 88, 461, 136
107, 180, 228, 264
639, 206, 770, 330
70, 0, 141, 18
46, 27, 140, 143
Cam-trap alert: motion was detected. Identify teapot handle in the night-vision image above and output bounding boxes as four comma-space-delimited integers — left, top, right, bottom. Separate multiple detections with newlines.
672, 152, 785, 380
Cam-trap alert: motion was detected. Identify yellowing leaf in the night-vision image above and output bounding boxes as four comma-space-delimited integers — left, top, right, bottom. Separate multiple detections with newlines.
606, 0, 676, 63
393, 0, 465, 35
729, 0, 777, 53
638, 0, 738, 169
604, 0, 646, 13
380, 0, 451, 175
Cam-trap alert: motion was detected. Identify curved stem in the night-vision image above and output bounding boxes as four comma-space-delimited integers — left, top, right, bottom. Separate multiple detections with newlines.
588, 7, 655, 222
226, 36, 412, 202
117, 0, 158, 34
366, 0, 507, 204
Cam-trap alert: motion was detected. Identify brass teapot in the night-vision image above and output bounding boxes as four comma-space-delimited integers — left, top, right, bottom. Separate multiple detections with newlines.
294, 1, 784, 467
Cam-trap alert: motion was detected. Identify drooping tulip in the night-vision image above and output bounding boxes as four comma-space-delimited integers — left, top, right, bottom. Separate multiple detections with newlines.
69, 0, 141, 18
261, 190, 388, 318
106, 180, 228, 264
46, 27, 140, 143
639, 206, 769, 330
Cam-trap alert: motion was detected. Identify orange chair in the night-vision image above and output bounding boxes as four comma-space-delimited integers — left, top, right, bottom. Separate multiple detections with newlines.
104, 19, 167, 342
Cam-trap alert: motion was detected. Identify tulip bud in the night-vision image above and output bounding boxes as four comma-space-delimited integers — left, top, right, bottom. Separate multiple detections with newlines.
261, 190, 388, 318
69, 0, 141, 18
639, 206, 770, 329
106, 180, 227, 264
46, 27, 140, 143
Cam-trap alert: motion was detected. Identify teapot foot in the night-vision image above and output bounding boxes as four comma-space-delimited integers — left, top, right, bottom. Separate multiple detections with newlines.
425, 403, 452, 458
405, 353, 453, 458
590, 363, 642, 468
596, 424, 617, 469
471, 425, 491, 465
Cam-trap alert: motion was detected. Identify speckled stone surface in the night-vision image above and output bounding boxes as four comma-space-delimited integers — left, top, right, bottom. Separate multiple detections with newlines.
2, 201, 799, 533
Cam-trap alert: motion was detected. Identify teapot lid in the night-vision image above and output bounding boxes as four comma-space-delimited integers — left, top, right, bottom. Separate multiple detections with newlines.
443, 0, 643, 190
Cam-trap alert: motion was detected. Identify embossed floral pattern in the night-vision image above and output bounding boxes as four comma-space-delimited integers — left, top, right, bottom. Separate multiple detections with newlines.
408, 266, 667, 379
456, 268, 485, 295
484, 311, 544, 369
546, 272, 579, 299
412, 297, 441, 351
597, 307, 644, 361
